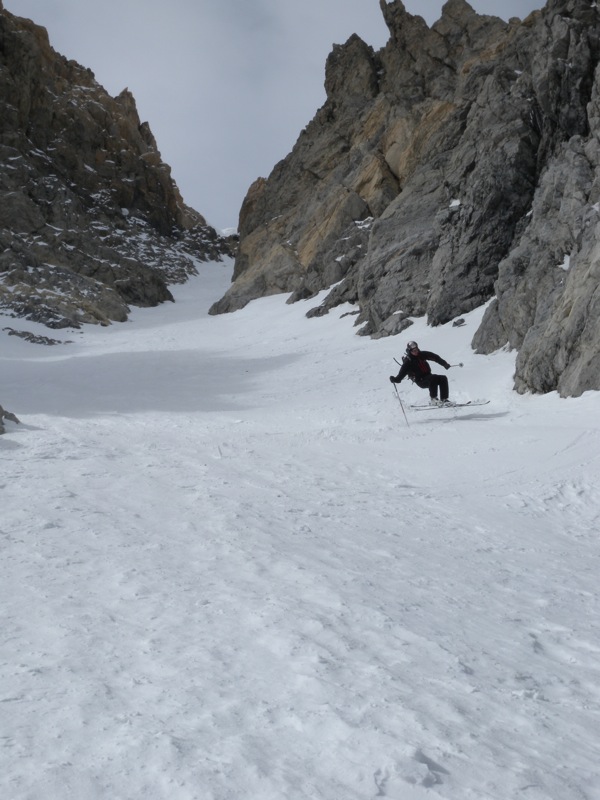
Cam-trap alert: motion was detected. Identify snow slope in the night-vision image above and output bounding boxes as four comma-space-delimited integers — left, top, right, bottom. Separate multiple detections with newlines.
2, 260, 599, 800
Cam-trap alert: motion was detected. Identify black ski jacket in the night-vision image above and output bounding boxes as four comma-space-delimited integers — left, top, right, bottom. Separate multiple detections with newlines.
393, 351, 449, 388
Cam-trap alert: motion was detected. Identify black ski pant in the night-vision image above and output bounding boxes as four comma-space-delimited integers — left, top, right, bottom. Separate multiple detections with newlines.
422, 374, 449, 401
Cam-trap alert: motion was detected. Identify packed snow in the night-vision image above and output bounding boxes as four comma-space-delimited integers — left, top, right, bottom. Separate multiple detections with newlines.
2, 259, 599, 800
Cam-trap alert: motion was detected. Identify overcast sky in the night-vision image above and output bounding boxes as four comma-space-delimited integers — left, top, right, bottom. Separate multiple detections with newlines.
5, 0, 543, 230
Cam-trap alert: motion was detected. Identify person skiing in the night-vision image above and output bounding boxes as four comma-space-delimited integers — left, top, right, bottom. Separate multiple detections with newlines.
390, 340, 452, 405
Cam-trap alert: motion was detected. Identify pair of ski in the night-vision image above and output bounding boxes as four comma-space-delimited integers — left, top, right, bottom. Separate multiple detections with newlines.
409, 400, 490, 411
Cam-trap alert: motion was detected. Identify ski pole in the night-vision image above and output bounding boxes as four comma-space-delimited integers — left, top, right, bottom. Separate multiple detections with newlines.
392, 383, 410, 427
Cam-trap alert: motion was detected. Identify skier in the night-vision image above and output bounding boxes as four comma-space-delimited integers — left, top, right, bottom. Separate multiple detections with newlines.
390, 340, 452, 405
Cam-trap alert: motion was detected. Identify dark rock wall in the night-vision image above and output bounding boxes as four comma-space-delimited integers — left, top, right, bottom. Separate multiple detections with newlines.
0, 3, 231, 330
211, 0, 600, 397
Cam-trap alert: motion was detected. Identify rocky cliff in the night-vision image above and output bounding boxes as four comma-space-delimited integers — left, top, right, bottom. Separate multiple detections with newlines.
210, 0, 600, 398
0, 1, 232, 334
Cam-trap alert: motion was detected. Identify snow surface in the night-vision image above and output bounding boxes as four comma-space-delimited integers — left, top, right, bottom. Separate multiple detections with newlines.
2, 259, 600, 800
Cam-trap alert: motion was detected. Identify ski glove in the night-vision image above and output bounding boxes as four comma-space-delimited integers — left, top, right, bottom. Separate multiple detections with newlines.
390, 375, 398, 383
444, 362, 450, 370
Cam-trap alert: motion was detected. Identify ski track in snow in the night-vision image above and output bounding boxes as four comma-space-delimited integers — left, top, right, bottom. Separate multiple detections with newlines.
1, 261, 600, 800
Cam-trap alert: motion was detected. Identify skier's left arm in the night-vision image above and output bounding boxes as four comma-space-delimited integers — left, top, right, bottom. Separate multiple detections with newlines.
422, 351, 451, 370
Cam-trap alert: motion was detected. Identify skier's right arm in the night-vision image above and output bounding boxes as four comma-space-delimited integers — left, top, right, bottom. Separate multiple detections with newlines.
390, 361, 408, 384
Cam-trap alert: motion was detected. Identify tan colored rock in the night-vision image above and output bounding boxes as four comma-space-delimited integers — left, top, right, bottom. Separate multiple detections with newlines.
212, 0, 600, 396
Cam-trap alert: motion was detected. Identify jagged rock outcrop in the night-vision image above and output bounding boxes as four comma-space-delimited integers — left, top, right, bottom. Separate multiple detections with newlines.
0, 402, 19, 434
0, 1, 232, 332
211, 0, 600, 397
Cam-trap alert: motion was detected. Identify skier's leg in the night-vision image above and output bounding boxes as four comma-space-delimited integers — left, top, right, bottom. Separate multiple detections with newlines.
439, 375, 449, 401
428, 375, 442, 400
427, 375, 437, 400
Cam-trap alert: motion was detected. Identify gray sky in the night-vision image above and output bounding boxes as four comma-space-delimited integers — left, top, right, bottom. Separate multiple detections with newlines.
5, 0, 543, 230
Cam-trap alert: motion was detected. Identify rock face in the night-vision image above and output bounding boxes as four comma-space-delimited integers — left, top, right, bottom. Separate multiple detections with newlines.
211, 0, 600, 397
0, 1, 232, 331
